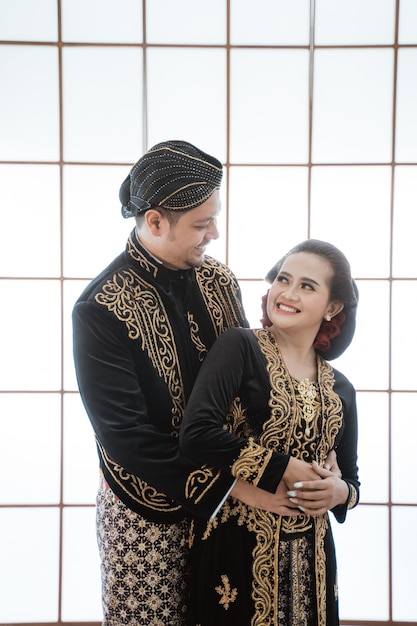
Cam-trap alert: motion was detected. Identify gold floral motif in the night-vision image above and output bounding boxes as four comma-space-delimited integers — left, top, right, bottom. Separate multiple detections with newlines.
281, 514, 313, 534
224, 397, 250, 438
215, 574, 238, 610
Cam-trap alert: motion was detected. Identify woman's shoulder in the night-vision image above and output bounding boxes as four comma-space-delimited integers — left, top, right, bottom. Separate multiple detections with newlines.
331, 365, 356, 400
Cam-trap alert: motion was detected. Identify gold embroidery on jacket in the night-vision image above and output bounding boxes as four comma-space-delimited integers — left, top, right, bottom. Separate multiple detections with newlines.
195, 256, 246, 335
98, 441, 181, 513
187, 311, 207, 362
93, 238, 247, 517
215, 574, 238, 610
185, 466, 222, 504
95, 268, 184, 433
127, 234, 159, 277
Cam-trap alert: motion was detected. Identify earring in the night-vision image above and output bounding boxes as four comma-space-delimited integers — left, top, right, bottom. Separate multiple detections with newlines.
325, 315, 332, 321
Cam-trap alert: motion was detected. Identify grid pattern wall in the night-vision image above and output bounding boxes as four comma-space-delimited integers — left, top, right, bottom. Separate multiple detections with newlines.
0, 0, 416, 624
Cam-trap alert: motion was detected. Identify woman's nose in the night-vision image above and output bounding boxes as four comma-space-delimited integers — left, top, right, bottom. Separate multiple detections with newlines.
282, 285, 298, 300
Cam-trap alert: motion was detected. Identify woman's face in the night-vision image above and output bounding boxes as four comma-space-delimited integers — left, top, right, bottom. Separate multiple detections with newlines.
267, 252, 342, 337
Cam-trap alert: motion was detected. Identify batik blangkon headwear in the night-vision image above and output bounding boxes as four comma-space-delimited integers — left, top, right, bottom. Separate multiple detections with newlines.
120, 140, 223, 218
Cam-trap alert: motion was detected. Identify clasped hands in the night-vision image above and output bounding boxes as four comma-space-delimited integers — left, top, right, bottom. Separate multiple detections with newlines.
278, 451, 348, 517
231, 449, 348, 517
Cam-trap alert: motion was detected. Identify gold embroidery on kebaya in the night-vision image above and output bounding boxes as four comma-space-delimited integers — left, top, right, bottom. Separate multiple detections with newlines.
346, 483, 358, 509
185, 466, 222, 504
318, 364, 343, 464
255, 328, 342, 465
281, 514, 313, 534
297, 378, 317, 437
215, 574, 238, 610
95, 268, 184, 434
256, 330, 294, 455
231, 437, 272, 486
250, 509, 280, 625
202, 328, 344, 625
98, 440, 181, 513
315, 515, 329, 626
195, 256, 246, 336
213, 499, 280, 625
224, 397, 250, 438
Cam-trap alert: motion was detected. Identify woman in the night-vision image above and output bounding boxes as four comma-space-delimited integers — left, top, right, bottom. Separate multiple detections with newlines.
179, 239, 360, 626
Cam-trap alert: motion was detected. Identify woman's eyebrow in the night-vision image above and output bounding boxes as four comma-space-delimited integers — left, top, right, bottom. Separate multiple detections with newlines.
279, 271, 320, 287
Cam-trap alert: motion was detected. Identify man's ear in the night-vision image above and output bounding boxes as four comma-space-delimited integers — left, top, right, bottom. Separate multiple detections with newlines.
145, 209, 163, 235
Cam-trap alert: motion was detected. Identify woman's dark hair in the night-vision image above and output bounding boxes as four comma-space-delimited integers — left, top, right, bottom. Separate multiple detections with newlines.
266, 239, 357, 309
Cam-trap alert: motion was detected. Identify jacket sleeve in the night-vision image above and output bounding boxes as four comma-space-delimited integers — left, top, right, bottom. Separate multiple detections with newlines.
330, 370, 360, 523
72, 300, 235, 519
179, 328, 290, 494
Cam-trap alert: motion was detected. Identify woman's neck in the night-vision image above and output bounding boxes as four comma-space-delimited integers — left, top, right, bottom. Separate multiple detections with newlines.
270, 328, 318, 382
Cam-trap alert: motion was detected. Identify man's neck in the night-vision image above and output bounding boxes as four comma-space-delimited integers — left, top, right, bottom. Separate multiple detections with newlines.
135, 229, 163, 265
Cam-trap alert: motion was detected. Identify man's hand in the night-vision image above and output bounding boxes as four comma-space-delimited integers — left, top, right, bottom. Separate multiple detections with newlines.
282, 456, 322, 490
231, 478, 300, 516
324, 449, 342, 478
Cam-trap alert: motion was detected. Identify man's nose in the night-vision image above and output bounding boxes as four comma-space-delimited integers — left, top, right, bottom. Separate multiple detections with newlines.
207, 221, 219, 241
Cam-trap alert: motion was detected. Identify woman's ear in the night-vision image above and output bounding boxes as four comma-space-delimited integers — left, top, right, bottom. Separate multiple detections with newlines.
326, 301, 344, 320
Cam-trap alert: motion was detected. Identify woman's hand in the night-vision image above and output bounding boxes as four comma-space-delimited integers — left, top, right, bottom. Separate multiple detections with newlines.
286, 461, 349, 516
282, 450, 342, 491
231, 478, 301, 516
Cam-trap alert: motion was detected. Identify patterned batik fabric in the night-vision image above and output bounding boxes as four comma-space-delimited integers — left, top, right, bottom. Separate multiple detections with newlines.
277, 534, 315, 626
96, 481, 190, 626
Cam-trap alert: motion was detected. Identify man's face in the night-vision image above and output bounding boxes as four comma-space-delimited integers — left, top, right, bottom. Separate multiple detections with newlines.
155, 190, 221, 270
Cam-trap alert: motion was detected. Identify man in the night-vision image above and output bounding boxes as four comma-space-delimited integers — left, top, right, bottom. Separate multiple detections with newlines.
72, 140, 248, 625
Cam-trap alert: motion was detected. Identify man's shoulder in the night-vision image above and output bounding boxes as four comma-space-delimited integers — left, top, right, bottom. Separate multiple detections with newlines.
74, 251, 128, 304
199, 255, 237, 278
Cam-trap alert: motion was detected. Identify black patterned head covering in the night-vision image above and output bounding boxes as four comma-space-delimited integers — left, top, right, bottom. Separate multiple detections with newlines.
119, 140, 223, 218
